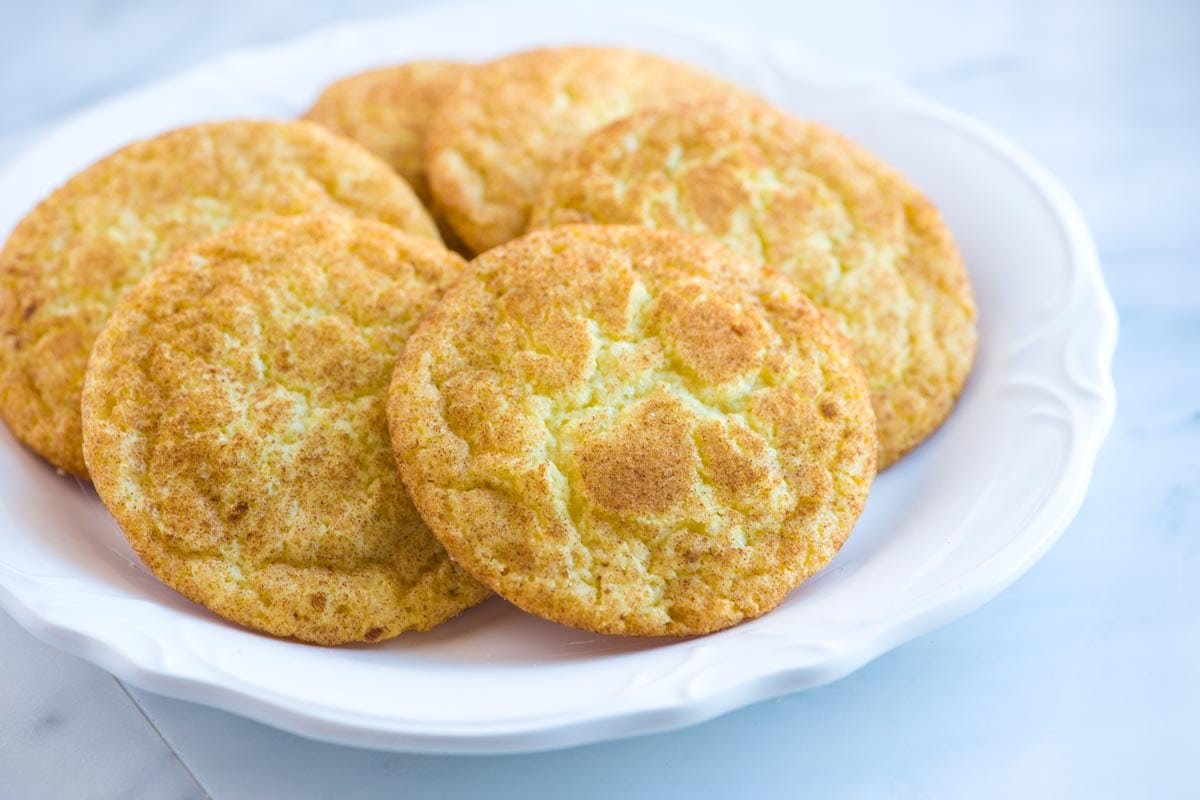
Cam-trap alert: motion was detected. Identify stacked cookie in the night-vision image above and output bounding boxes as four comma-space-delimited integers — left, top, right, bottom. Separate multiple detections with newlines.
0, 47, 976, 645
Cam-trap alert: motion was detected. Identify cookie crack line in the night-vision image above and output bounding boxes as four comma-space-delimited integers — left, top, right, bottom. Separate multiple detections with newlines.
430, 284, 784, 498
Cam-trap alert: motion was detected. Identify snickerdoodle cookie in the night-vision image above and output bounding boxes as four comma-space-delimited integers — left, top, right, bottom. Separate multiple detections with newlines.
388, 225, 875, 636
82, 215, 486, 644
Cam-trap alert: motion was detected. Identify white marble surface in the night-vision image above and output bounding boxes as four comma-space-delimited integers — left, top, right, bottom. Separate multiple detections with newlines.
1, 0, 1196, 797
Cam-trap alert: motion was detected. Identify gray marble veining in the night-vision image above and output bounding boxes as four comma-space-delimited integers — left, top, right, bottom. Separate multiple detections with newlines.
0, 612, 206, 800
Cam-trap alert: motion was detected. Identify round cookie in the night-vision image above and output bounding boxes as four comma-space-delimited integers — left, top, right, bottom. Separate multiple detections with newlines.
303, 61, 472, 250
388, 226, 876, 636
529, 98, 978, 467
0, 119, 439, 477
82, 215, 488, 645
424, 47, 737, 254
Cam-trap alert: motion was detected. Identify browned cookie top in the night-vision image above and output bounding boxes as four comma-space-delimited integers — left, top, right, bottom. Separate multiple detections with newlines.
82, 215, 486, 644
388, 225, 876, 636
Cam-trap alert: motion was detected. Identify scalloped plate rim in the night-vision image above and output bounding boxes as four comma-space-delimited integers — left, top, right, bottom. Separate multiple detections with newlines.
0, 4, 1117, 754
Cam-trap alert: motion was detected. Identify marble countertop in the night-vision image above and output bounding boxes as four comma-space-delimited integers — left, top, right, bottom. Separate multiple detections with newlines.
1, 1, 1196, 797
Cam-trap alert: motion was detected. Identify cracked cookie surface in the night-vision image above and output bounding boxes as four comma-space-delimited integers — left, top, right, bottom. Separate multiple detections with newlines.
530, 98, 977, 467
82, 215, 487, 645
388, 226, 876, 636
0, 119, 439, 476
424, 47, 736, 254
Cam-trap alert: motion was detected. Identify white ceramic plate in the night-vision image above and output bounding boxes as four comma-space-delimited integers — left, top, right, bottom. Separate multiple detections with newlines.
0, 5, 1116, 754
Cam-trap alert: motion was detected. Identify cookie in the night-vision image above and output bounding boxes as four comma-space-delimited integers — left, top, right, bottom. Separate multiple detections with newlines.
529, 98, 977, 467
424, 47, 736, 253
303, 61, 471, 249
81, 215, 488, 645
388, 226, 876, 636
0, 119, 440, 477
